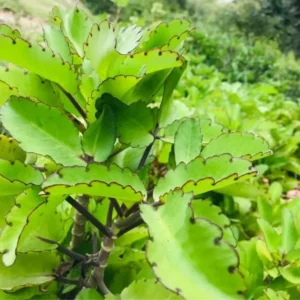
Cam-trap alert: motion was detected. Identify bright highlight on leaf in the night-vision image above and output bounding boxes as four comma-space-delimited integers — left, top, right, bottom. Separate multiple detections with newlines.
141, 191, 245, 299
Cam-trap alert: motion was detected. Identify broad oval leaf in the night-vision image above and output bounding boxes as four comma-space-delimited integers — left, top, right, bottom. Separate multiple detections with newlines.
1, 97, 85, 166
0, 80, 18, 106
153, 154, 258, 201
0, 34, 77, 94
0, 187, 45, 266
116, 101, 155, 148
0, 134, 26, 162
174, 118, 202, 165
42, 163, 146, 203
201, 133, 272, 161
83, 105, 116, 162
141, 191, 245, 299
0, 252, 59, 290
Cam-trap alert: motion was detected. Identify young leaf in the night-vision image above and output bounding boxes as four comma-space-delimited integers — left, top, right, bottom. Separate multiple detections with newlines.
120, 279, 180, 300
174, 118, 202, 165
0, 65, 61, 107
0, 135, 26, 162
279, 264, 300, 285
154, 154, 258, 201
42, 163, 146, 203
201, 133, 272, 161
0, 35, 77, 94
116, 101, 154, 148
192, 200, 236, 245
82, 105, 116, 162
1, 97, 85, 166
76, 289, 103, 300
141, 191, 245, 299
280, 208, 298, 255
0, 252, 59, 290
43, 25, 72, 63
0, 187, 45, 266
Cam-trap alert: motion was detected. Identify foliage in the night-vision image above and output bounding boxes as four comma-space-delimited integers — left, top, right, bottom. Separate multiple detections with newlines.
0, 4, 287, 299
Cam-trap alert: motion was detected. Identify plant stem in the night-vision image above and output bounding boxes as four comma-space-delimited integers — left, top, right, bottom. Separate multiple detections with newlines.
71, 195, 90, 249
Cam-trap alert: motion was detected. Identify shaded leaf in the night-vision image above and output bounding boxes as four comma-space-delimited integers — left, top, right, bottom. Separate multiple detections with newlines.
76, 289, 102, 300
83, 105, 116, 162
0, 135, 26, 162
0, 252, 58, 290
1, 97, 85, 166
154, 154, 257, 201
174, 118, 202, 165
141, 191, 245, 299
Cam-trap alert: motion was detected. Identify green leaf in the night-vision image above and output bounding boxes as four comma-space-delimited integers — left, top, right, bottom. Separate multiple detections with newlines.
154, 154, 258, 201
76, 289, 102, 300
200, 119, 226, 145
18, 196, 71, 253
268, 182, 282, 205
0, 158, 43, 186
0, 135, 26, 162
0, 187, 45, 266
280, 264, 300, 285
42, 163, 146, 203
0, 65, 62, 107
116, 26, 143, 54
201, 133, 272, 161
83, 105, 116, 162
0, 252, 58, 290
1, 97, 85, 166
116, 101, 154, 148
238, 239, 264, 299
43, 25, 72, 63
138, 20, 191, 51
141, 191, 245, 299
174, 118, 202, 165
257, 196, 273, 224
112, 0, 129, 8
0, 80, 18, 106
0, 35, 77, 94
120, 279, 180, 299
280, 208, 298, 255
108, 247, 145, 266
159, 64, 187, 128
0, 196, 15, 231
257, 219, 280, 254
0, 25, 20, 38
192, 200, 236, 245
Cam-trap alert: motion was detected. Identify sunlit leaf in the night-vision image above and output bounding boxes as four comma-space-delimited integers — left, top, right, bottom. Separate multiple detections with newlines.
116, 25, 143, 54
0, 135, 26, 162
141, 191, 245, 299
1, 97, 85, 166
0, 25, 20, 38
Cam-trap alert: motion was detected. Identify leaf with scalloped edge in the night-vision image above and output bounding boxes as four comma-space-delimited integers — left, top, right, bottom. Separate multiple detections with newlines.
0, 65, 61, 107
138, 19, 191, 51
0, 196, 15, 231
1, 97, 85, 166
120, 279, 181, 300
192, 200, 236, 245
201, 133, 272, 161
0, 187, 45, 266
116, 25, 143, 54
84, 21, 117, 80
43, 25, 72, 63
0, 25, 20, 38
0, 34, 77, 94
141, 191, 245, 299
0, 135, 26, 162
0, 178, 29, 197
82, 105, 116, 162
0, 252, 59, 290
116, 101, 154, 148
0, 158, 43, 186
161, 29, 192, 52
108, 49, 184, 78
86, 76, 141, 123
0, 80, 18, 105
18, 195, 71, 253
153, 154, 258, 201
59, 7, 93, 57
160, 118, 226, 144
174, 118, 202, 165
42, 163, 146, 203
